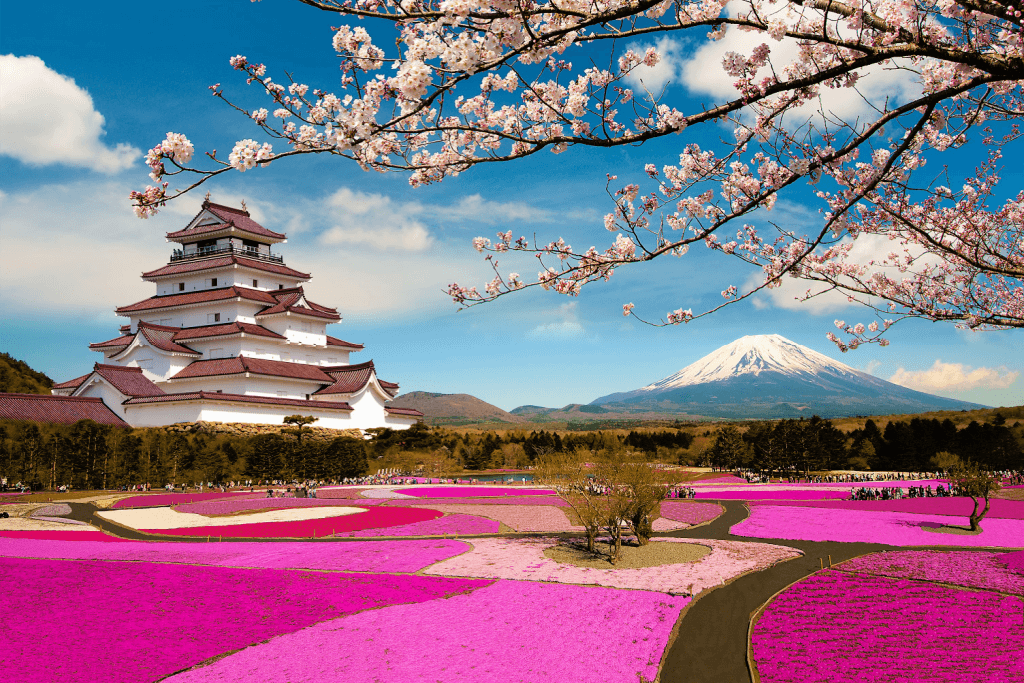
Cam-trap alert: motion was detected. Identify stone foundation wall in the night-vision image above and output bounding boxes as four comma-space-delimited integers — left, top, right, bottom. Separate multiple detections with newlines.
161, 421, 363, 441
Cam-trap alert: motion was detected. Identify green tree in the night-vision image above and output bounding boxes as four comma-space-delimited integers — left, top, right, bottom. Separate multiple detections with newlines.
325, 437, 369, 479
948, 457, 1001, 532
282, 415, 318, 446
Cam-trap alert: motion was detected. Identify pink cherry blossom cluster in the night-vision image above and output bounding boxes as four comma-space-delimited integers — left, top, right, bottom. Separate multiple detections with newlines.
131, 0, 1024, 343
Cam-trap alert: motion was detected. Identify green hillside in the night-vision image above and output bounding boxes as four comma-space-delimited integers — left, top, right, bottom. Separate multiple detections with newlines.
0, 352, 53, 394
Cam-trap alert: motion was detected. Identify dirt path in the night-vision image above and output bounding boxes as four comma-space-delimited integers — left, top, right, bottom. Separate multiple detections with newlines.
656, 501, 893, 683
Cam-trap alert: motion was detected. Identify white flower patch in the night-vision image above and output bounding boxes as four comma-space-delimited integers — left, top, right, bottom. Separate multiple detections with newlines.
98, 506, 367, 530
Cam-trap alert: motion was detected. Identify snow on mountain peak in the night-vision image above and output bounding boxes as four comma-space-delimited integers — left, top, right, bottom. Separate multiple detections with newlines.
640, 334, 862, 391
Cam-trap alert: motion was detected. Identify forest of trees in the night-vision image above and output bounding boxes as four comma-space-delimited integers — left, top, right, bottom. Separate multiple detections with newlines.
2, 411, 1019, 491
0, 352, 53, 395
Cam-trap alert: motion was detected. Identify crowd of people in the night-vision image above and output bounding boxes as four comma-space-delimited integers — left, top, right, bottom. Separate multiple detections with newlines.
848, 484, 954, 501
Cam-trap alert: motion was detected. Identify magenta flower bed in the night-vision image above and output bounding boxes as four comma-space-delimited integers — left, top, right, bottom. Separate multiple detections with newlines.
840, 550, 1024, 595
2, 557, 489, 683
388, 495, 569, 507
397, 486, 556, 497
112, 491, 260, 509
176, 498, 384, 515
165, 579, 687, 683
142, 506, 443, 538
337, 513, 499, 537
696, 489, 850, 500
733, 505, 1024, 547
997, 550, 1024, 575
0, 530, 135, 542
750, 497, 1024, 519
691, 475, 749, 485
0, 537, 471, 573
660, 501, 722, 525
751, 570, 1024, 682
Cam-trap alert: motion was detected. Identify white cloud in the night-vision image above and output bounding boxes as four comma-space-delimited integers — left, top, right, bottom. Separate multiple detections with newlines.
320, 187, 433, 252
0, 55, 139, 172
678, 2, 920, 127
527, 302, 589, 340
890, 360, 1019, 395
623, 38, 686, 97
447, 194, 552, 223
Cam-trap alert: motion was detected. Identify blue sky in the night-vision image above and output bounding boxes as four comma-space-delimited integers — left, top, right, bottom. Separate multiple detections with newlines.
1, 1, 1021, 411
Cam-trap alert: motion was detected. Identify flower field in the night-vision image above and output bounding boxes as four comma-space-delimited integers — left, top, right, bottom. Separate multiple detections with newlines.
3, 557, 488, 683
732, 504, 1024, 547
4, 475, 1017, 681
838, 550, 1024, 595
163, 580, 687, 683
424, 537, 801, 595
751, 569, 1024, 682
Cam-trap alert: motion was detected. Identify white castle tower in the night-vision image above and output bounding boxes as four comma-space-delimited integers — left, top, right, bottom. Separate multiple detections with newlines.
52, 200, 422, 431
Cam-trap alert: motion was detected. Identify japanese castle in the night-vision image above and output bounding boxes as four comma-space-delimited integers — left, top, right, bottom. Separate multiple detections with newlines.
51, 200, 421, 431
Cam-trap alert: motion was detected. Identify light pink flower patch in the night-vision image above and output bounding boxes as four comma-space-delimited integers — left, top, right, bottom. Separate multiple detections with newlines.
112, 491, 260, 509
388, 495, 569, 507
413, 504, 583, 532
397, 486, 556, 497
2, 557, 489, 683
840, 550, 1024, 595
751, 570, 1024, 682
652, 517, 690, 531
733, 505, 1024, 547
751, 497, 1024, 519
424, 537, 801, 595
660, 501, 722, 525
164, 579, 688, 683
0, 537, 472, 573
314, 487, 373, 499
175, 498, 384, 515
336, 513, 500, 537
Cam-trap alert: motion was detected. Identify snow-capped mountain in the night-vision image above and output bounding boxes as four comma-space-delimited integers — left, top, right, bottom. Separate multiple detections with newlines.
592, 334, 984, 418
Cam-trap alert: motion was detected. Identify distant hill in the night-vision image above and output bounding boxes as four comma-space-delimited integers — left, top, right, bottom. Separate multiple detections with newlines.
593, 334, 985, 419
390, 391, 526, 425
0, 353, 53, 395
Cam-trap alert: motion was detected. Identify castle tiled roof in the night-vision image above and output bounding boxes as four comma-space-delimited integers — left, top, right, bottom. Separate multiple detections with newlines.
169, 356, 335, 383
0, 393, 129, 427
385, 406, 424, 417
172, 322, 286, 341
115, 286, 277, 314
88, 335, 135, 352
256, 289, 340, 322
141, 255, 310, 281
124, 391, 353, 412
315, 361, 399, 397
52, 373, 91, 390
326, 335, 364, 350
167, 202, 286, 242
91, 364, 166, 397
137, 322, 201, 356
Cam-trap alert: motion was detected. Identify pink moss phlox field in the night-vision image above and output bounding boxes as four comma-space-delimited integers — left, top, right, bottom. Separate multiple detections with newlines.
733, 505, 1024, 547
839, 550, 1024, 595
751, 570, 1024, 682
387, 495, 569, 507
30, 516, 88, 525
397, 486, 556, 497
688, 475, 749, 485
660, 501, 722, 525
0, 530, 135, 542
112, 491, 260, 509
413, 504, 582, 532
0, 537, 472, 573
750, 498, 1024, 519
337, 513, 500, 537
142, 506, 443, 538
164, 579, 687, 683
999, 550, 1024, 575
312, 487, 373, 499
425, 537, 801, 595
31, 503, 72, 517
2, 557, 489, 683
697, 489, 851, 500
176, 498, 384, 515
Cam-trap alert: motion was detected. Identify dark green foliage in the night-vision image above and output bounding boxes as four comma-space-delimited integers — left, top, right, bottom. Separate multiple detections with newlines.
324, 437, 368, 478
246, 434, 285, 480
0, 352, 53, 395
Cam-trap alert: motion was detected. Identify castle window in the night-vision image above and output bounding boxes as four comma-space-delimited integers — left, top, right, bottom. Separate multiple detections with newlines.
211, 277, 218, 287
178, 283, 185, 292
208, 313, 221, 323
252, 279, 259, 287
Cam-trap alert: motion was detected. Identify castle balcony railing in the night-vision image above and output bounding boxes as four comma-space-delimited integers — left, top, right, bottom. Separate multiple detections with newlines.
170, 244, 284, 264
